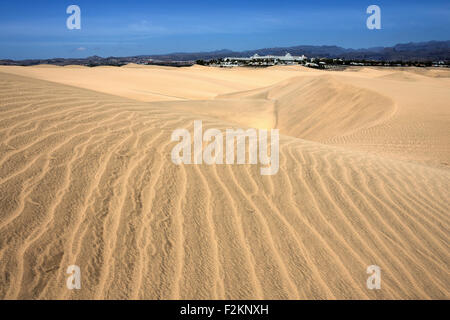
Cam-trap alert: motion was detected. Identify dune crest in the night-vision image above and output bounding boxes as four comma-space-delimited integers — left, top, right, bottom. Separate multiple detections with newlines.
216, 75, 396, 141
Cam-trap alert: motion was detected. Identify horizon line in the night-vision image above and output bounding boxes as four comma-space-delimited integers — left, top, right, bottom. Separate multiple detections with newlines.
2, 39, 449, 62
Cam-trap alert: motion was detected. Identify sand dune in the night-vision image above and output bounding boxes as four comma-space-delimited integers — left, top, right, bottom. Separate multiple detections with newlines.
0, 64, 308, 102
216, 75, 396, 140
0, 66, 449, 299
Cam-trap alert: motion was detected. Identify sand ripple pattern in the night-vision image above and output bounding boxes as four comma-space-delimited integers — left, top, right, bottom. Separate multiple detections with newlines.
0, 72, 449, 299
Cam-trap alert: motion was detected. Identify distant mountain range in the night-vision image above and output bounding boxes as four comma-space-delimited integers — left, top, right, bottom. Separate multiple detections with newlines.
146, 41, 450, 61
1, 41, 449, 66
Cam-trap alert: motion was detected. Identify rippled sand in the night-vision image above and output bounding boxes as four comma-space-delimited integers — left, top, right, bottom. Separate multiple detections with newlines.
0, 65, 448, 299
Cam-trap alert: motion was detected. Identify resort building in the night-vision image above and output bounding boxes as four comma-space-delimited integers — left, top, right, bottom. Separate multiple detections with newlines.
222, 53, 307, 66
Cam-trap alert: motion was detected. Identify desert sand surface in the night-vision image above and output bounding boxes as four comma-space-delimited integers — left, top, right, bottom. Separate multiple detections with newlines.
0, 65, 449, 299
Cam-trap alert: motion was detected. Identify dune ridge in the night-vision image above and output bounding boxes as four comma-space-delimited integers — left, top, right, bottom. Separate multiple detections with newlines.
0, 67, 449, 299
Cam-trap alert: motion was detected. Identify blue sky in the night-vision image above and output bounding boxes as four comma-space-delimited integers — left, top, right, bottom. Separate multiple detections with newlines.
0, 0, 449, 59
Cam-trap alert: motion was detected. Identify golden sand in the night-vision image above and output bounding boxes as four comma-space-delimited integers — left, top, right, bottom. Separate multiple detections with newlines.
0, 65, 448, 299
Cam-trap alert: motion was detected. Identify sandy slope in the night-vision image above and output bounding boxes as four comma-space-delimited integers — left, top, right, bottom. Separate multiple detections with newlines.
0, 66, 449, 299
0, 64, 307, 102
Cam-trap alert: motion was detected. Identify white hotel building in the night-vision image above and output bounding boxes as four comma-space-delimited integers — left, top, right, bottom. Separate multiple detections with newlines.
223, 53, 307, 66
